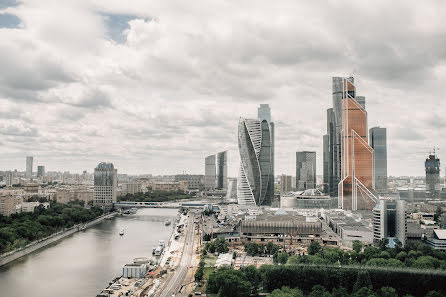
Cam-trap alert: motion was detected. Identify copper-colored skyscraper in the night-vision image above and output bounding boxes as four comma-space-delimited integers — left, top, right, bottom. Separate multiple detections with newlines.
338, 78, 377, 210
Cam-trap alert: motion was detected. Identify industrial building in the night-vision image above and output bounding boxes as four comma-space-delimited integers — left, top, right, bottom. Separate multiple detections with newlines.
239, 209, 322, 244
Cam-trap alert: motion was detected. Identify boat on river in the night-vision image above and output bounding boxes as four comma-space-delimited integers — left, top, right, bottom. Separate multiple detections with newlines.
119, 228, 125, 235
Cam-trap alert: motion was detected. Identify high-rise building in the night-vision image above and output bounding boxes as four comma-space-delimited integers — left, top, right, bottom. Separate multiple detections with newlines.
325, 108, 337, 197
5, 171, 13, 187
296, 151, 316, 190
26, 156, 33, 178
204, 154, 216, 190
258, 104, 275, 205
322, 135, 330, 194
373, 199, 407, 247
37, 166, 46, 177
216, 151, 228, 189
93, 162, 117, 211
237, 117, 273, 206
337, 77, 377, 210
370, 127, 387, 193
280, 175, 293, 192
425, 153, 440, 199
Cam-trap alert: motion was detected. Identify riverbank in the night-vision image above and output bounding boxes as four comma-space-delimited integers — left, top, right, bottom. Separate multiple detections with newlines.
0, 212, 116, 267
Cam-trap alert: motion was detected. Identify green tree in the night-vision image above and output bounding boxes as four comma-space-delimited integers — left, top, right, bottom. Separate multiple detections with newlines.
269, 286, 303, 297
308, 241, 322, 255
352, 240, 363, 253
331, 287, 349, 297
274, 252, 288, 264
352, 287, 376, 297
378, 287, 398, 297
412, 256, 439, 269
352, 271, 372, 293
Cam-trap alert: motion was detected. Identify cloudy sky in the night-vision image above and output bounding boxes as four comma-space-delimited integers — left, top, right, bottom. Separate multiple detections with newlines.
1, 0, 445, 177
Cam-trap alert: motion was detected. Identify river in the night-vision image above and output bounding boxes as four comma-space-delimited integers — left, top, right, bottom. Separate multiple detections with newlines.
0, 208, 178, 297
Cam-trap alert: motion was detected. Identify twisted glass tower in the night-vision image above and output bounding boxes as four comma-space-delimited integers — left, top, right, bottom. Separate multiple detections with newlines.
237, 118, 273, 206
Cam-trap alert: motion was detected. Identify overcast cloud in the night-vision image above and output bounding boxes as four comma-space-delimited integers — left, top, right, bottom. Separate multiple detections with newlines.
1, 0, 446, 176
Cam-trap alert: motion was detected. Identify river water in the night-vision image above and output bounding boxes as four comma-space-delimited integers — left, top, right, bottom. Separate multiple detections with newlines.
0, 208, 178, 297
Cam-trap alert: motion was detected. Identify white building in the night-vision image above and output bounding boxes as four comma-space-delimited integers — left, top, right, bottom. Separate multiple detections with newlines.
373, 199, 407, 247
26, 156, 33, 178
205, 154, 216, 190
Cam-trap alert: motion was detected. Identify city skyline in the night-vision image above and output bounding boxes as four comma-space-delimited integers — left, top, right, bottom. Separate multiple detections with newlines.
1, 1, 446, 177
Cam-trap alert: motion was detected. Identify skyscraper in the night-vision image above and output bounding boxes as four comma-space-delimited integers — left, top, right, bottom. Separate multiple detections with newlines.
370, 127, 387, 193
204, 154, 216, 190
258, 104, 275, 205
216, 151, 227, 189
237, 117, 273, 206
280, 175, 293, 192
337, 78, 377, 210
373, 199, 407, 247
425, 153, 440, 199
93, 162, 117, 211
325, 108, 337, 197
322, 135, 330, 194
296, 151, 316, 190
37, 166, 46, 177
5, 171, 13, 187
26, 156, 33, 178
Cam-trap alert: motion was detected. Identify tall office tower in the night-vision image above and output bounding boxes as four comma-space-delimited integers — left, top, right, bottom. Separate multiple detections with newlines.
325, 108, 337, 197
5, 171, 13, 187
323, 135, 330, 194
37, 166, 46, 177
26, 156, 33, 178
204, 154, 216, 190
225, 177, 237, 200
370, 127, 387, 193
425, 153, 440, 199
216, 151, 228, 189
258, 104, 275, 205
93, 162, 117, 211
237, 118, 273, 207
373, 199, 407, 247
280, 175, 293, 192
296, 151, 316, 190
338, 77, 377, 211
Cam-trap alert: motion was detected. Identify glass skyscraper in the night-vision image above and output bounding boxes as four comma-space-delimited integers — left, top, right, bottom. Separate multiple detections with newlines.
204, 154, 216, 190
93, 162, 117, 211
237, 110, 274, 207
216, 151, 227, 189
296, 151, 316, 190
370, 127, 387, 193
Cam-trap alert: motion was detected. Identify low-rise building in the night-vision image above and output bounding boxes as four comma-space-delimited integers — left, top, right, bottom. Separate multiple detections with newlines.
0, 195, 19, 216
152, 181, 188, 192
174, 174, 204, 190
122, 183, 143, 196
24, 183, 39, 194
426, 229, 446, 251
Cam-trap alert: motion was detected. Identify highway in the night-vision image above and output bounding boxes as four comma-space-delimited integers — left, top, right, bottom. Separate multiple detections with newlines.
159, 214, 195, 297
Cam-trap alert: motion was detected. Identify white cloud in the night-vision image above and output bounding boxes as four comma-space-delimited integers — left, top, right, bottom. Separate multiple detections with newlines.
0, 0, 445, 176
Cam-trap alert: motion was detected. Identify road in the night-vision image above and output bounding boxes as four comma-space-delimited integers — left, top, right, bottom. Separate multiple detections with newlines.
159, 214, 195, 297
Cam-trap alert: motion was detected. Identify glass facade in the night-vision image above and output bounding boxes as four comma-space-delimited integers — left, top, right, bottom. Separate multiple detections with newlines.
296, 151, 316, 190
370, 127, 387, 193
338, 78, 377, 211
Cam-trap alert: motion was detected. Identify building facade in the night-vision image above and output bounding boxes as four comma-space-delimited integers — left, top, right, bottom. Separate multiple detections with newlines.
174, 174, 204, 190
280, 175, 293, 193
122, 183, 142, 196
373, 199, 407, 247
237, 117, 273, 207
0, 195, 18, 216
370, 127, 387, 193
258, 104, 275, 205
93, 162, 117, 211
296, 151, 316, 190
26, 156, 33, 179
204, 155, 216, 190
216, 151, 228, 189
337, 78, 377, 211
425, 153, 440, 199
37, 166, 45, 177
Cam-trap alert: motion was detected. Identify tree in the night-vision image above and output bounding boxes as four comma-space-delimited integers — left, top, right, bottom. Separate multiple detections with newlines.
309, 285, 331, 297
425, 291, 444, 297
207, 268, 251, 297
266, 242, 280, 255
269, 286, 303, 297
331, 287, 349, 297
308, 241, 322, 255
352, 287, 377, 297
378, 287, 398, 297
412, 256, 439, 269
274, 252, 289, 264
352, 271, 372, 293
353, 240, 363, 253
242, 265, 261, 295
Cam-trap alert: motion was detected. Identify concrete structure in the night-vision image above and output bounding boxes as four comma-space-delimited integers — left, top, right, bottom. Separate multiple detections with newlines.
280, 175, 293, 193
324, 211, 374, 245
337, 78, 377, 210
239, 210, 321, 244
5, 171, 13, 187
204, 155, 216, 190
93, 162, 118, 211
296, 151, 316, 191
257, 104, 274, 205
225, 178, 237, 200
217, 151, 228, 189
0, 195, 18, 216
370, 127, 387, 193
426, 229, 446, 251
373, 199, 407, 247
323, 135, 330, 194
425, 153, 440, 199
26, 156, 33, 178
24, 183, 39, 193
122, 263, 147, 278
280, 189, 336, 209
37, 166, 45, 177
122, 183, 142, 196
237, 117, 273, 207
174, 174, 204, 190
152, 181, 188, 192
